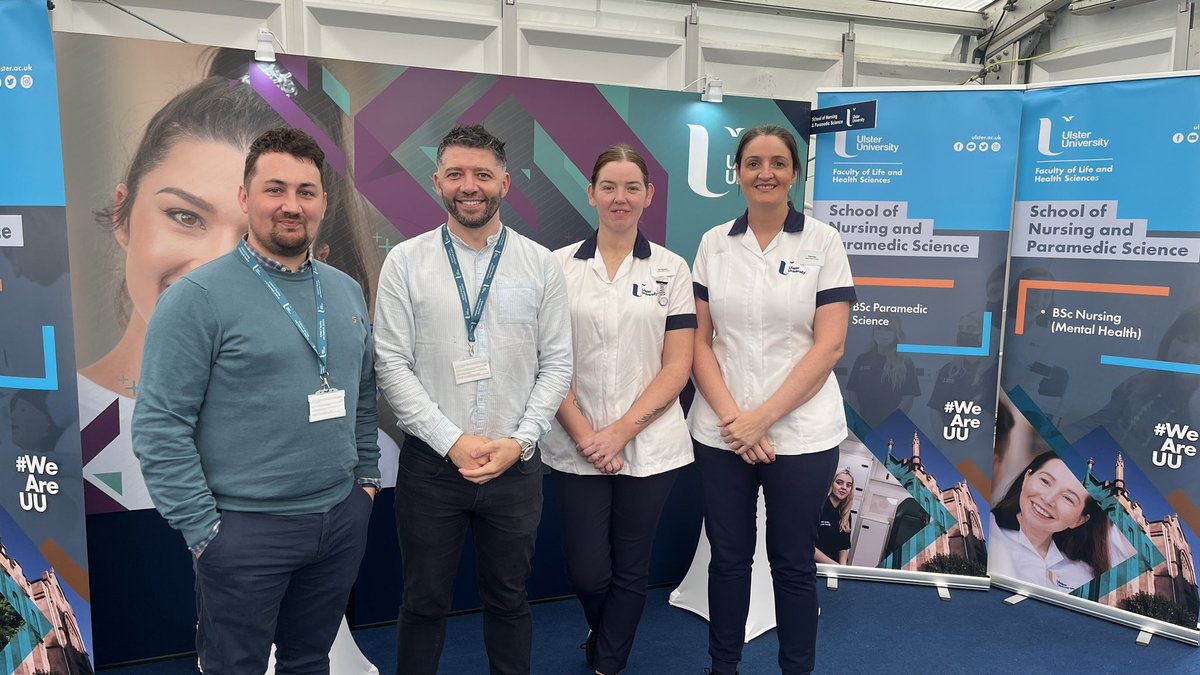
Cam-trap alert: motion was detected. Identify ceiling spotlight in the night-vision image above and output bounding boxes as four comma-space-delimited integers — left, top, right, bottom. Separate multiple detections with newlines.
254, 28, 276, 63
702, 75, 724, 103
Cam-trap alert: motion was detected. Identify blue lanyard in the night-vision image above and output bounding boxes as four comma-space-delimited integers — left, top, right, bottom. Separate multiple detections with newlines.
442, 225, 507, 353
237, 241, 329, 387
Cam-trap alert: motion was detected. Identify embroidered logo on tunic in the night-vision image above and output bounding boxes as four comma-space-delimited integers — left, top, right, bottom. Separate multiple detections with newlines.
778, 261, 808, 275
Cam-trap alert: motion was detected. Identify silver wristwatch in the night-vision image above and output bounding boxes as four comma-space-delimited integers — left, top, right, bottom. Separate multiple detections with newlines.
511, 437, 535, 462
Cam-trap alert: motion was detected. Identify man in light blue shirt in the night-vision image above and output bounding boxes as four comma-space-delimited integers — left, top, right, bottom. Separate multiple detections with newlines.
374, 125, 571, 675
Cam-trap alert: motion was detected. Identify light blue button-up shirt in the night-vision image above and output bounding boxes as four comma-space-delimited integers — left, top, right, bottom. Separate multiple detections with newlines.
374, 224, 572, 455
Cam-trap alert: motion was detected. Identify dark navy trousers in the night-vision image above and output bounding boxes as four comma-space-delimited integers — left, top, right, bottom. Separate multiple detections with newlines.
193, 487, 372, 674
554, 468, 679, 674
694, 441, 838, 675
394, 437, 543, 675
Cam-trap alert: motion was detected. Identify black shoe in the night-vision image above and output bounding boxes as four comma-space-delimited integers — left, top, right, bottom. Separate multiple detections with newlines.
581, 630, 597, 669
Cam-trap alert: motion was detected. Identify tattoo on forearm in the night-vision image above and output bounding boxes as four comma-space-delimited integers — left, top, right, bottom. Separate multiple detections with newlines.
635, 402, 672, 426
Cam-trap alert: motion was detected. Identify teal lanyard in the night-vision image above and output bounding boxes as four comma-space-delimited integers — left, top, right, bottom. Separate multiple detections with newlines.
442, 225, 507, 354
237, 241, 329, 388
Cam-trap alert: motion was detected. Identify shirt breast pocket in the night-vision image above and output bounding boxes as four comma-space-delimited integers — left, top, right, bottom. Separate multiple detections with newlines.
494, 282, 538, 324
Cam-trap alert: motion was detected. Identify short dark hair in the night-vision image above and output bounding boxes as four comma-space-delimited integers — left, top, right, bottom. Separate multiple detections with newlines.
244, 126, 327, 185
734, 124, 801, 171
437, 125, 507, 167
590, 143, 649, 186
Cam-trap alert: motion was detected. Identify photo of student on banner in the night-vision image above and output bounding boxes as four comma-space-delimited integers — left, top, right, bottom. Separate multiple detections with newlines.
989, 450, 1111, 593
815, 468, 854, 565
74, 49, 384, 514
846, 317, 920, 428
1066, 305, 1200, 449
927, 311, 997, 430
831, 431, 987, 575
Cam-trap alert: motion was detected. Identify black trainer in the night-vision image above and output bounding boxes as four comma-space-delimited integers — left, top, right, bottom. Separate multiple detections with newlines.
581, 630, 597, 669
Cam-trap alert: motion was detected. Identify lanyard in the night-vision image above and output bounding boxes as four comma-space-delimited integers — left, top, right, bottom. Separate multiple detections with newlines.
442, 225, 507, 354
237, 241, 330, 388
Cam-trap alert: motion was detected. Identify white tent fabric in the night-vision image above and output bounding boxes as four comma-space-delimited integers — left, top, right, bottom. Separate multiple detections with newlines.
890, 0, 994, 9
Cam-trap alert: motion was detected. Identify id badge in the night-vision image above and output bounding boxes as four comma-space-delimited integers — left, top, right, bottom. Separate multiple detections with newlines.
309, 388, 347, 423
453, 356, 492, 384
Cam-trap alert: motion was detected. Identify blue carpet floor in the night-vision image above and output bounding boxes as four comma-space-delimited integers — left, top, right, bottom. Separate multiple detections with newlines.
104, 581, 1200, 673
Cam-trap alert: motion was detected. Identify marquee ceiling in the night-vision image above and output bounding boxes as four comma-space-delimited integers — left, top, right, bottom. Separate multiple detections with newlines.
889, 0, 995, 10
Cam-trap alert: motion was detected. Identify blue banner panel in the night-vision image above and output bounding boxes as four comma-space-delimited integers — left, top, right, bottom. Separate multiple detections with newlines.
1000, 75, 1200, 636
813, 88, 1022, 579
0, 1, 93, 672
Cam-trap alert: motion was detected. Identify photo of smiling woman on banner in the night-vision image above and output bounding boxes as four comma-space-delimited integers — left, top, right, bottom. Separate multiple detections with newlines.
66, 46, 379, 515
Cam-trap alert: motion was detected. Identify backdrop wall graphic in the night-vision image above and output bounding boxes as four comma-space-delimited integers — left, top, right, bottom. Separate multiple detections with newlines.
0, 2, 93, 673
54, 33, 810, 664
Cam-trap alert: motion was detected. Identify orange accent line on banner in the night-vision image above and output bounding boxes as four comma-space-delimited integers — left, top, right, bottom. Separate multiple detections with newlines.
956, 459, 991, 503
1014, 280, 1169, 335
40, 538, 90, 603
1166, 490, 1200, 543
853, 277, 955, 289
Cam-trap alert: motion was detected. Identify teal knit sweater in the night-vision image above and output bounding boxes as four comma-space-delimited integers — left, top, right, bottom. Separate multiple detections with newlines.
132, 251, 380, 548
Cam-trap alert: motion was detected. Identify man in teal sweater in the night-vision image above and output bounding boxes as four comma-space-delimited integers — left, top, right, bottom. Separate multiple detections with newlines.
132, 127, 379, 674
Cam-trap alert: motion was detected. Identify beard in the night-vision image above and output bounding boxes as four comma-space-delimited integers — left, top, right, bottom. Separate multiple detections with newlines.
444, 193, 502, 229
253, 219, 314, 260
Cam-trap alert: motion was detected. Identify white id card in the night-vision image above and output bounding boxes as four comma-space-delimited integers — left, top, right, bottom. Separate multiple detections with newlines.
453, 356, 492, 384
309, 388, 347, 422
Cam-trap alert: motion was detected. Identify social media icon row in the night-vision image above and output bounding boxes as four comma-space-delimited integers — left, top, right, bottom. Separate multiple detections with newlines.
1172, 132, 1200, 144
953, 141, 1001, 152
1, 74, 34, 90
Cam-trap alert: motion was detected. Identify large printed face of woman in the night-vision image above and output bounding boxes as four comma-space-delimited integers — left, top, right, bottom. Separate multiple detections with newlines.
113, 139, 249, 325
736, 134, 797, 209
588, 160, 653, 236
1019, 457, 1090, 538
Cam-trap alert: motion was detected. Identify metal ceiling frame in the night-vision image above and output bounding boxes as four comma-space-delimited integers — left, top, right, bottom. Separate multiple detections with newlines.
656, 0, 988, 35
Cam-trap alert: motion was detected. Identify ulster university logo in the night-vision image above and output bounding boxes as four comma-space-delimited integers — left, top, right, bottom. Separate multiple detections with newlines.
1037, 117, 1064, 157
1037, 115, 1109, 156
686, 124, 744, 198
833, 132, 856, 158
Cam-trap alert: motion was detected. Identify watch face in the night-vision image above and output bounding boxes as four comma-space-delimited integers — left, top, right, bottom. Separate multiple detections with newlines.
520, 443, 535, 461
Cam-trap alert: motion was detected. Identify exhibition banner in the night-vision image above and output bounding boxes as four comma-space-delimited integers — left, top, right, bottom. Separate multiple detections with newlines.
811, 88, 1022, 581
997, 74, 1200, 639
55, 34, 810, 662
0, 1, 94, 672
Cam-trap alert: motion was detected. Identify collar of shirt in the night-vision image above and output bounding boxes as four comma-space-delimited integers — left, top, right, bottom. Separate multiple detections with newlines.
242, 234, 312, 273
572, 230, 652, 260
727, 204, 806, 236
447, 224, 505, 255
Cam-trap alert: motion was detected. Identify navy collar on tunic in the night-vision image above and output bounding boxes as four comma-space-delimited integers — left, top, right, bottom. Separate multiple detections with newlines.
573, 231, 652, 260
727, 205, 806, 236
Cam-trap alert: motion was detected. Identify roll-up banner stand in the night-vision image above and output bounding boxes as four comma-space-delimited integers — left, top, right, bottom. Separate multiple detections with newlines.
0, 1, 94, 673
55, 33, 811, 663
811, 88, 1022, 591
997, 73, 1200, 646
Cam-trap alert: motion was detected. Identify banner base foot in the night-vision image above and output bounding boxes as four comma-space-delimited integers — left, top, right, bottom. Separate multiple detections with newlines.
1136, 630, 1154, 647
826, 576, 839, 591
936, 584, 951, 601
1003, 593, 1027, 606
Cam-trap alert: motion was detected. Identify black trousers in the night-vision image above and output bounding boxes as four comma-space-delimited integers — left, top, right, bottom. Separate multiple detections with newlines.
694, 441, 838, 675
193, 487, 372, 675
554, 468, 679, 674
394, 437, 543, 675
